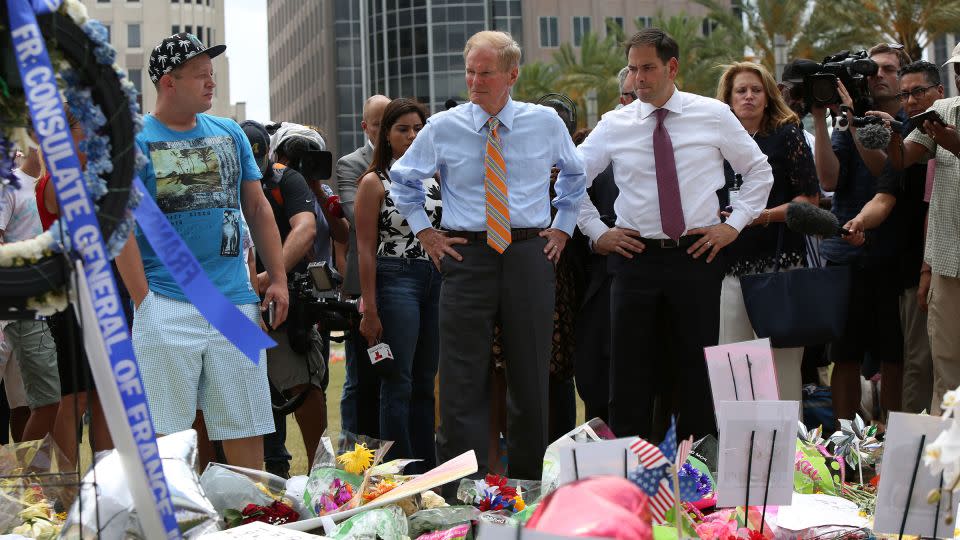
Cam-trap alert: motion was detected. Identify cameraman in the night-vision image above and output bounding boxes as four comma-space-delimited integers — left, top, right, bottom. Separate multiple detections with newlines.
812, 43, 911, 425
242, 121, 322, 477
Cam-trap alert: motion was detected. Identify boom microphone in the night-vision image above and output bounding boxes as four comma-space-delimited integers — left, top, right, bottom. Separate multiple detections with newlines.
785, 202, 850, 237
856, 121, 892, 150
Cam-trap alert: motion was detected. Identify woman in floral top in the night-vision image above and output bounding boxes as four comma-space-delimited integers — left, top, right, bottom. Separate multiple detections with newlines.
715, 62, 820, 401
355, 98, 441, 471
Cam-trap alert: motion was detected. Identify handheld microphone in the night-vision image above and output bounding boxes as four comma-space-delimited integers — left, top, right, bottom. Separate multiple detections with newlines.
785, 202, 850, 237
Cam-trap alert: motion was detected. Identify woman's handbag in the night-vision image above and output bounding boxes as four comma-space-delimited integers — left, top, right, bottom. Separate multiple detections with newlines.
739, 225, 851, 348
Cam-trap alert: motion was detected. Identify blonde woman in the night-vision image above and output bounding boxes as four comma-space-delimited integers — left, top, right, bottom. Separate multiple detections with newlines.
716, 62, 820, 401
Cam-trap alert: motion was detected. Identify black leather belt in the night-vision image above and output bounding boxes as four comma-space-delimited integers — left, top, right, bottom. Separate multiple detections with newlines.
639, 235, 702, 250
445, 228, 544, 243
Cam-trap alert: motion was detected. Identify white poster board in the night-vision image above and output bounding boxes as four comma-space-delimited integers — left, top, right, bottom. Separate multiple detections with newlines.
556, 437, 640, 486
704, 339, 779, 416
874, 413, 954, 538
716, 400, 798, 507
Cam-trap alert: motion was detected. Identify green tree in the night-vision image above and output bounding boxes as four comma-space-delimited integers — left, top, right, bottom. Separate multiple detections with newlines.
553, 30, 625, 117
811, 0, 960, 63
513, 62, 560, 104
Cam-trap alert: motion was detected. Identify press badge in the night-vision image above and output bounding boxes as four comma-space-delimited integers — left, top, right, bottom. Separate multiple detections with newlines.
368, 342, 394, 365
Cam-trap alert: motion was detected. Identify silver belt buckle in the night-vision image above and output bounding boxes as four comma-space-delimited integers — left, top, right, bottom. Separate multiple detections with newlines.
660, 238, 680, 249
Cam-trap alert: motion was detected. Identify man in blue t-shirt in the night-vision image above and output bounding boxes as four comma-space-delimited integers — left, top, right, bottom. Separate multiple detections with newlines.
115, 33, 288, 470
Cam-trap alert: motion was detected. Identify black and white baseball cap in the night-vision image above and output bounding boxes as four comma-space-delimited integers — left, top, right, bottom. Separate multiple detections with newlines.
149, 32, 226, 83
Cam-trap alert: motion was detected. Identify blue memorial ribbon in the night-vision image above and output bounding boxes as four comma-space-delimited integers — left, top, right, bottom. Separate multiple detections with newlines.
131, 176, 276, 364
5, 0, 181, 537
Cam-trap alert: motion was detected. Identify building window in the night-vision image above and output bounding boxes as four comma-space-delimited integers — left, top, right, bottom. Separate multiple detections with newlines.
172, 24, 180, 34
104, 24, 111, 44
98, 0, 110, 3
128, 68, 142, 94
702, 18, 719, 36
539, 16, 558, 48
207, 27, 212, 46
197, 25, 204, 42
605, 16, 624, 34
127, 23, 141, 48
637, 16, 653, 29
572, 16, 591, 47
185, 25, 193, 36
171, 0, 178, 3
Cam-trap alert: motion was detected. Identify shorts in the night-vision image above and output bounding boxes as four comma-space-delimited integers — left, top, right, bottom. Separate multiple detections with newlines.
0, 333, 28, 408
266, 326, 327, 393
2, 320, 60, 408
132, 291, 274, 440
47, 306, 94, 396
827, 261, 903, 365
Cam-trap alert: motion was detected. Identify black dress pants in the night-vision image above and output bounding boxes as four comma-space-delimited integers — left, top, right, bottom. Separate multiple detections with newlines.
608, 246, 723, 442
436, 237, 555, 485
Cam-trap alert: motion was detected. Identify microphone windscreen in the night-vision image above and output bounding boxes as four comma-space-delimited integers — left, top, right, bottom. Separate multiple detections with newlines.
856, 122, 892, 150
786, 202, 841, 237
444, 99, 458, 110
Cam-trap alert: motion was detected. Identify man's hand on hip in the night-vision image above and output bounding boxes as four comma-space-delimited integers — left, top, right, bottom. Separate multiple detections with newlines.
540, 228, 569, 263
417, 228, 467, 271
686, 223, 739, 263
595, 227, 646, 258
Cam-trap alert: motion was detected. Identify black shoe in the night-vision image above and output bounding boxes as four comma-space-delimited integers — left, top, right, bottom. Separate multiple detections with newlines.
265, 461, 290, 479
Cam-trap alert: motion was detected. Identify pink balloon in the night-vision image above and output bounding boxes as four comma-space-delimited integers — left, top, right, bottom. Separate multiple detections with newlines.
526, 477, 653, 539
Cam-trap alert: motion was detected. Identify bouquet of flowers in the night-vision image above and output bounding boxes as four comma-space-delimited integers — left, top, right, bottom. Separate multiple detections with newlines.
199, 462, 304, 528
4, 485, 65, 540
457, 474, 539, 514
302, 429, 393, 517
0, 436, 74, 537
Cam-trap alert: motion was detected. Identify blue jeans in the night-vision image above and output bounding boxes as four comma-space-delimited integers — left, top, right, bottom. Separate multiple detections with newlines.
376, 257, 441, 472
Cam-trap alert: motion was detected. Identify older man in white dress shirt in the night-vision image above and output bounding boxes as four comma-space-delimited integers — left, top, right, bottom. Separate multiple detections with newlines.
577, 28, 773, 440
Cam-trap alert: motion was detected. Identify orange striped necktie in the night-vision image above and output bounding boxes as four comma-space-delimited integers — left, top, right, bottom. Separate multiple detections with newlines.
484, 117, 511, 253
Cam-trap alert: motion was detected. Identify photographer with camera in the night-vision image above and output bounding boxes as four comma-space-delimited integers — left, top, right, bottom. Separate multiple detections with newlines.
881, 42, 960, 414
242, 120, 325, 476
840, 61, 943, 414
811, 43, 911, 425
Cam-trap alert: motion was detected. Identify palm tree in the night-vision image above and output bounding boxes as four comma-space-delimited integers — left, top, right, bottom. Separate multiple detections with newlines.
811, 0, 960, 63
552, 31, 625, 117
513, 62, 561, 103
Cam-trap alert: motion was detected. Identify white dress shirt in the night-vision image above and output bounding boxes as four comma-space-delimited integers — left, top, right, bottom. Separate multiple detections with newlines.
577, 87, 774, 242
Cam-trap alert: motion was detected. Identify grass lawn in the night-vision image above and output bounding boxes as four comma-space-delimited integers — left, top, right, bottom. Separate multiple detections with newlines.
78, 339, 584, 477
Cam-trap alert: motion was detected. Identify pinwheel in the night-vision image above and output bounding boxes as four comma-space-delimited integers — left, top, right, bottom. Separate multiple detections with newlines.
627, 418, 701, 524
797, 421, 827, 447
829, 415, 881, 484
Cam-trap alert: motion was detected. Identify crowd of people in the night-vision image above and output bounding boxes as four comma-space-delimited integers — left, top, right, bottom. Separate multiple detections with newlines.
2, 25, 960, 491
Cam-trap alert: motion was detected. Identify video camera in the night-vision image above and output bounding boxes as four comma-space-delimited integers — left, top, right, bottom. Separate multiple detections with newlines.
785, 51, 879, 115
289, 261, 359, 334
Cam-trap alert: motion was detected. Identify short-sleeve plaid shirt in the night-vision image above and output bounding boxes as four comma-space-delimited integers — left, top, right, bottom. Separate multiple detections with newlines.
905, 97, 960, 277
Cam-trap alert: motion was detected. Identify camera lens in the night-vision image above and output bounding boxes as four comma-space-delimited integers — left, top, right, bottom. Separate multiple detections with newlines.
809, 78, 837, 104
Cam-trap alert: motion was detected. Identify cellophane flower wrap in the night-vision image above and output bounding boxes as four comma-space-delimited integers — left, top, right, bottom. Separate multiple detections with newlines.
0, 436, 75, 538
302, 429, 393, 517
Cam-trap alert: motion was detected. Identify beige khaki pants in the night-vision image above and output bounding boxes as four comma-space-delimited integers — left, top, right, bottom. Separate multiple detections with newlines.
901, 286, 934, 413
928, 274, 960, 414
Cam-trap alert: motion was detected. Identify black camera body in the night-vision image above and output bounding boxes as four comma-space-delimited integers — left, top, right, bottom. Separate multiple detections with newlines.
803, 50, 879, 115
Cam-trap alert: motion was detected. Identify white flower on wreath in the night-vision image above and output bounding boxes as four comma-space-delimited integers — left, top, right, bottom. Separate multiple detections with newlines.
62, 0, 89, 24
0, 232, 55, 267
925, 385, 960, 488
12, 520, 59, 540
